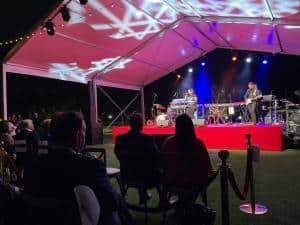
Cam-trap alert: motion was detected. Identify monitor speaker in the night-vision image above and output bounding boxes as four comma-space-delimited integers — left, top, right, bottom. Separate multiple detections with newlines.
192, 119, 205, 126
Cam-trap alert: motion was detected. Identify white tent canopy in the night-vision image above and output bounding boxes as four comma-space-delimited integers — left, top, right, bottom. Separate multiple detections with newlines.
4, 0, 300, 90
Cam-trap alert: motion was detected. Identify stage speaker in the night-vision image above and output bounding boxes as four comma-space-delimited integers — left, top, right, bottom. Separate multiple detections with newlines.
264, 116, 272, 124
192, 118, 205, 126
157, 120, 169, 127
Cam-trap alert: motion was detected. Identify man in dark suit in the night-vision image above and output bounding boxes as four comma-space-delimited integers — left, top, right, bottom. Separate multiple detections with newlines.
24, 112, 130, 225
14, 119, 40, 171
114, 113, 160, 204
15, 119, 40, 156
32, 112, 41, 134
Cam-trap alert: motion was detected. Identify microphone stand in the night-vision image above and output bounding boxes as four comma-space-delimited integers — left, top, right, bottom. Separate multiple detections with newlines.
151, 94, 158, 120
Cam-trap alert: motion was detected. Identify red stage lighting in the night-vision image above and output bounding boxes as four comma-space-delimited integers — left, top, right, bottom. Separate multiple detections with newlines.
232, 56, 238, 61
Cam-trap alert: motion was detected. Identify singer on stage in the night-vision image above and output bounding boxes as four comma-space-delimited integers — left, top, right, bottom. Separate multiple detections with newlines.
184, 88, 198, 119
244, 82, 262, 124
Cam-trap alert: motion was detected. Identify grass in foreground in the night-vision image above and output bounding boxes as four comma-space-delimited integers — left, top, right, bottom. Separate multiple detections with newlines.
90, 140, 300, 225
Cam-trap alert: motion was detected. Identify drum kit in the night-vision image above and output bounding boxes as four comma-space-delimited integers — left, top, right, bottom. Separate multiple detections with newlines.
280, 92, 300, 138
152, 99, 198, 126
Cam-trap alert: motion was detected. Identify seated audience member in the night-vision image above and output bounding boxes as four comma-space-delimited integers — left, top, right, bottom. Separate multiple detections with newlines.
40, 119, 51, 141
32, 112, 41, 134
162, 114, 213, 189
114, 113, 160, 204
24, 112, 129, 225
15, 119, 40, 156
0, 120, 16, 157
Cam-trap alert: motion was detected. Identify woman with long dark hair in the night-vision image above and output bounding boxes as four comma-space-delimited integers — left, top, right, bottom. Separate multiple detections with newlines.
162, 114, 213, 186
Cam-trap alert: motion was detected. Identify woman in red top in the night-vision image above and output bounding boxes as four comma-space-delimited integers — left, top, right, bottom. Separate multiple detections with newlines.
162, 114, 213, 187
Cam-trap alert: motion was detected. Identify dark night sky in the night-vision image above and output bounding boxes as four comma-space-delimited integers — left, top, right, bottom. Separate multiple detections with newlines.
5, 48, 300, 123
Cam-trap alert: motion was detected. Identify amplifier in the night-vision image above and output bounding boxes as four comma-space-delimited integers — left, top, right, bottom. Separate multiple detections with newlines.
192, 119, 205, 126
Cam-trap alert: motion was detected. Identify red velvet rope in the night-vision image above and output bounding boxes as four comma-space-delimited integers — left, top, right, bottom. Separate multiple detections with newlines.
227, 145, 253, 200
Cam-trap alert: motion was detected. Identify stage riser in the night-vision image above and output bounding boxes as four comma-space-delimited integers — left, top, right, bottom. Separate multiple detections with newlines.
112, 125, 282, 152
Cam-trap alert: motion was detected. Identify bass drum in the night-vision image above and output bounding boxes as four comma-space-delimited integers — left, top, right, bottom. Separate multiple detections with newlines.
291, 110, 300, 124
156, 113, 169, 126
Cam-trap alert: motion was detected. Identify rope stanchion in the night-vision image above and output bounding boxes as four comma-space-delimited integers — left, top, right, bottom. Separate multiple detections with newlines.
239, 134, 268, 215
217, 133, 268, 225
218, 150, 230, 225
227, 168, 245, 201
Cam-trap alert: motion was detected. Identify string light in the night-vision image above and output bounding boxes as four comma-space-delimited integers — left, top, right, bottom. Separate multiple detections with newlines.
0, 0, 93, 46
0, 30, 46, 47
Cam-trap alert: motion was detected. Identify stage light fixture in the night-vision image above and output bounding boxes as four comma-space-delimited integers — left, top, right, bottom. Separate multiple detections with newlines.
262, 59, 268, 64
60, 6, 71, 22
79, 0, 88, 5
232, 56, 238, 61
188, 68, 193, 73
201, 62, 206, 66
246, 57, 252, 63
176, 74, 182, 80
44, 20, 55, 36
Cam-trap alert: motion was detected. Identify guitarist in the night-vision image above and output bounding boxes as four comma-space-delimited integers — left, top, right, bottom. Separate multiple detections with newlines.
244, 82, 262, 124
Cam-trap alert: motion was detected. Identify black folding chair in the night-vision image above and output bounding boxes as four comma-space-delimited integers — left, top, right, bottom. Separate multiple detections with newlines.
85, 147, 121, 187
159, 152, 218, 225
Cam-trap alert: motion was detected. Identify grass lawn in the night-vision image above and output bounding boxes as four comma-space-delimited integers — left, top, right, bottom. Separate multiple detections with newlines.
90, 136, 300, 225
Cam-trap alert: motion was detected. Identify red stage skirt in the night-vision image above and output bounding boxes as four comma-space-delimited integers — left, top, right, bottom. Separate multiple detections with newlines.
112, 124, 282, 151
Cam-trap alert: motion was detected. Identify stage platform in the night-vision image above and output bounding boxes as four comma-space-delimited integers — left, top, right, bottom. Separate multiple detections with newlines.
112, 124, 283, 152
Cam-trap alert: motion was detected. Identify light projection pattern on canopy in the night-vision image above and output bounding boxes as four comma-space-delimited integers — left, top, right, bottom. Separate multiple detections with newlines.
6, 0, 300, 89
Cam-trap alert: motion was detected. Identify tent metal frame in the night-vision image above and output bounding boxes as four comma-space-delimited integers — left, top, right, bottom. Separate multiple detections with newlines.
1, 64, 8, 120
105, 90, 142, 129
2, 0, 300, 121
98, 86, 130, 119
91, 18, 183, 80
98, 86, 146, 129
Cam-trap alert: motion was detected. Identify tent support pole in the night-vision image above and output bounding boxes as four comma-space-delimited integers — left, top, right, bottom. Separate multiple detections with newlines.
186, 16, 300, 26
1, 64, 7, 120
160, 0, 219, 48
140, 87, 145, 124
88, 80, 101, 144
206, 23, 233, 49
263, 0, 275, 21
274, 25, 284, 53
